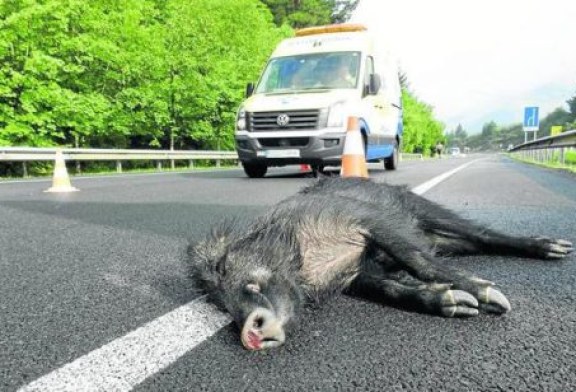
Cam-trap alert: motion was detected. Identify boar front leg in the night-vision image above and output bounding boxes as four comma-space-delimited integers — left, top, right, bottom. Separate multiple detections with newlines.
364, 222, 512, 315
347, 269, 480, 317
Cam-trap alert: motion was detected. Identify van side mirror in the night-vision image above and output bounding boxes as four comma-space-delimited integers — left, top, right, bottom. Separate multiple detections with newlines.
369, 74, 381, 95
245, 82, 254, 98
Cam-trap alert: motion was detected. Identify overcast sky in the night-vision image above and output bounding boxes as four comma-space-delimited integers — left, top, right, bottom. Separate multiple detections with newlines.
351, 0, 576, 133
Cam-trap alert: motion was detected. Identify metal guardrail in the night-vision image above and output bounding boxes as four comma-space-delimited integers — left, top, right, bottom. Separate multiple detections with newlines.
0, 147, 239, 175
399, 153, 424, 160
509, 129, 576, 151
0, 147, 238, 161
508, 129, 576, 166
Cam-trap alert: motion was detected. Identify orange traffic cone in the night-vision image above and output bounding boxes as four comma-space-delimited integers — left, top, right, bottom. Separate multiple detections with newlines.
340, 116, 368, 178
44, 150, 79, 193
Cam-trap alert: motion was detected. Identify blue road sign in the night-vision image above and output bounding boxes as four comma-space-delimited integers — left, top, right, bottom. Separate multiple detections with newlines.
523, 107, 539, 130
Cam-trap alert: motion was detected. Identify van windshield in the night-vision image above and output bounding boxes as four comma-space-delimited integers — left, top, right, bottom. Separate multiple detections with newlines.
255, 52, 361, 94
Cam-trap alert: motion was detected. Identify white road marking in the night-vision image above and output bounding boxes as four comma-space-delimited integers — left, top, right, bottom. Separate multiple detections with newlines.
17, 159, 481, 391
17, 296, 231, 392
411, 159, 483, 195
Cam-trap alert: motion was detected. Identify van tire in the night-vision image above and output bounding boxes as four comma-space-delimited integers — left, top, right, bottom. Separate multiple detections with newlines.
242, 163, 267, 178
384, 143, 399, 170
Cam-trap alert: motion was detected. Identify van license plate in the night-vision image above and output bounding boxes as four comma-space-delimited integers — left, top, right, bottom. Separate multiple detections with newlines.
258, 149, 300, 158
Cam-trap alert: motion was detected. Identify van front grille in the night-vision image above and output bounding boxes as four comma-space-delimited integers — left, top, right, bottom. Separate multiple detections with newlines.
258, 138, 310, 147
248, 110, 320, 131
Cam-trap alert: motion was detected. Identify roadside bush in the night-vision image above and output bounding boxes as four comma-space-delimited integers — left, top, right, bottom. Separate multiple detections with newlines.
565, 150, 576, 165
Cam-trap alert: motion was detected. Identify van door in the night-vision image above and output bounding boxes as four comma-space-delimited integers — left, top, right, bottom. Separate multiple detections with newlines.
361, 56, 387, 160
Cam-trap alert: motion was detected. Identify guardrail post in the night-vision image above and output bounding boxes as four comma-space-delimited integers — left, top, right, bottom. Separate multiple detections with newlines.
116, 161, 122, 173
22, 162, 28, 177
216, 159, 221, 168
189, 159, 194, 169
559, 147, 565, 165
170, 159, 175, 170
157, 161, 162, 171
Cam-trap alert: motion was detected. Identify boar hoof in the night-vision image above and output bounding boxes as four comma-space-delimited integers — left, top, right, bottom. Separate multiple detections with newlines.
534, 237, 573, 259
478, 286, 511, 314
440, 290, 479, 318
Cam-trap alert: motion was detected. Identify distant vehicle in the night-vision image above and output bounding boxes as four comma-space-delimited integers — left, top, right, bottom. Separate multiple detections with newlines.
234, 24, 403, 178
449, 147, 461, 156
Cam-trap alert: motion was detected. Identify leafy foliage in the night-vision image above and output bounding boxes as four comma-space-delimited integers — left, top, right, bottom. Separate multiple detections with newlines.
401, 89, 445, 155
538, 107, 572, 137
260, 0, 359, 28
565, 91, 576, 129
0, 0, 288, 149
463, 122, 523, 151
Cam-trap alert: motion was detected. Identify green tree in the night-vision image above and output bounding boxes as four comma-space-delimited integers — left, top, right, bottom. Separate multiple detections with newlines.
154, 0, 289, 150
0, 0, 287, 150
499, 123, 524, 148
481, 121, 498, 138
446, 123, 467, 148
567, 91, 576, 120
0, 0, 161, 147
398, 70, 409, 90
537, 107, 571, 137
401, 89, 444, 155
567, 91, 576, 130
331, 0, 360, 23
261, 0, 358, 28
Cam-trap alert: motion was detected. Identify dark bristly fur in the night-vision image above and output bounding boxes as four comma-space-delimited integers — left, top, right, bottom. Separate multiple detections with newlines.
186, 177, 573, 350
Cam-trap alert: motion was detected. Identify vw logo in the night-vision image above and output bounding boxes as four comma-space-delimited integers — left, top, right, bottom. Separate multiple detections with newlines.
276, 113, 290, 127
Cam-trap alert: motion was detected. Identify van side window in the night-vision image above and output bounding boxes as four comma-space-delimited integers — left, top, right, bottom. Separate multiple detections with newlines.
364, 56, 375, 95
364, 56, 375, 86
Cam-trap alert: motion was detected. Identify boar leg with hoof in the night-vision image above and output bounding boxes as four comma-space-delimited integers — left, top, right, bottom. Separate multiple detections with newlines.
187, 177, 573, 350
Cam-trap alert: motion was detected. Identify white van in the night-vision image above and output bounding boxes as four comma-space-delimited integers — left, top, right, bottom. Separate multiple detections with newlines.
234, 24, 403, 178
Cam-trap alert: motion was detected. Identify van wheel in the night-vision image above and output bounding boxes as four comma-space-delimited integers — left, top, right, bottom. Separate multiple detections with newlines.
242, 163, 267, 178
384, 143, 399, 170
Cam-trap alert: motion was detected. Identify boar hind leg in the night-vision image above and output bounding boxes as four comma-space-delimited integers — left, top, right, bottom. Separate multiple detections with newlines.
347, 271, 479, 317
419, 214, 574, 260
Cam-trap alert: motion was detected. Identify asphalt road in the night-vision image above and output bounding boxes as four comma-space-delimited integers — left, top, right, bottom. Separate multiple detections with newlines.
1, 154, 575, 391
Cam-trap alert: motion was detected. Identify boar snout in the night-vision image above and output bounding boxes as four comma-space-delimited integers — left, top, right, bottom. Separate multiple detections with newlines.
241, 308, 286, 350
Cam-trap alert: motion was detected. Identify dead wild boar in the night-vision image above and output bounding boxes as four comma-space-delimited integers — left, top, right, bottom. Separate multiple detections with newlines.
186, 177, 573, 351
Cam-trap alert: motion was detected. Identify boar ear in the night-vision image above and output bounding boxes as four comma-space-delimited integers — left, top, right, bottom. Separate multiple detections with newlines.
246, 283, 261, 293
186, 238, 228, 291
188, 229, 232, 268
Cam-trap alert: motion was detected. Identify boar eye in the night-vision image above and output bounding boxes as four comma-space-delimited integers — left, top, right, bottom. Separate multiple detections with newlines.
246, 283, 261, 293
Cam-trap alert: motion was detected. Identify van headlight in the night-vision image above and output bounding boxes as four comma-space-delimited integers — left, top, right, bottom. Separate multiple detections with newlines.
236, 107, 247, 131
327, 102, 346, 128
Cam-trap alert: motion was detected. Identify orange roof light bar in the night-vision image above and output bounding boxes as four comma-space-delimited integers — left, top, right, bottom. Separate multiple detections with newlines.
295, 23, 368, 37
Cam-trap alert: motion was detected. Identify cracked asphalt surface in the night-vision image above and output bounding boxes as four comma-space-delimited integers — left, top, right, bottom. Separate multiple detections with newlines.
1, 154, 575, 391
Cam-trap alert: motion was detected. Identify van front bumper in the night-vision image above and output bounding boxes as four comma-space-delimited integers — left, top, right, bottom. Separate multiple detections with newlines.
235, 130, 347, 167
